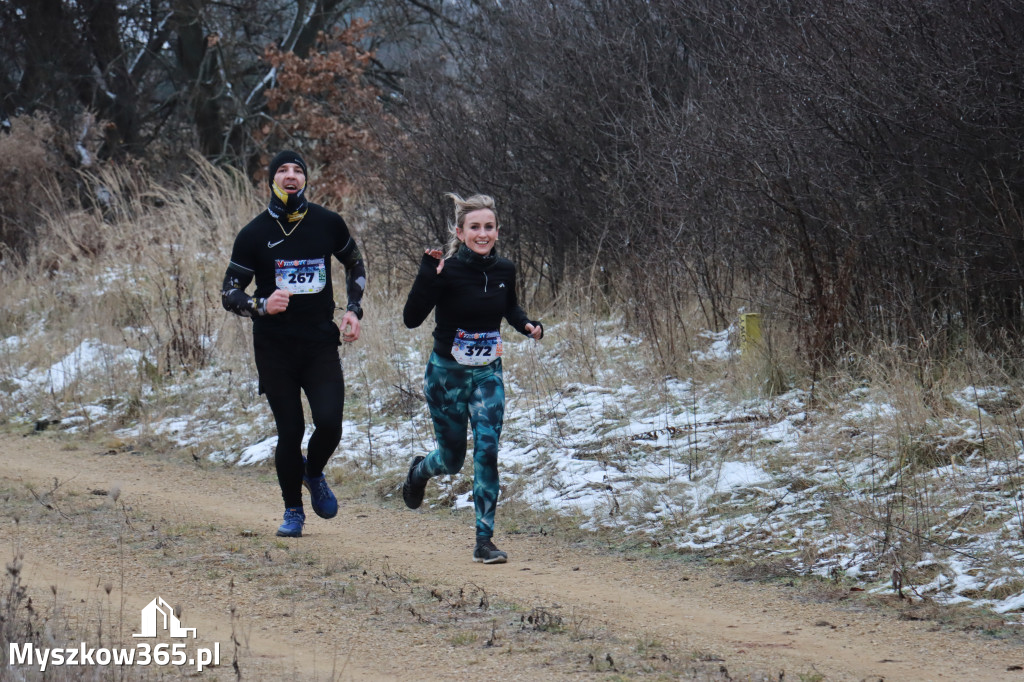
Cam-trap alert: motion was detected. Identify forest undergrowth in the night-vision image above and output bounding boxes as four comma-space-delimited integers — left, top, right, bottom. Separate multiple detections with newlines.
1, 161, 1023, 653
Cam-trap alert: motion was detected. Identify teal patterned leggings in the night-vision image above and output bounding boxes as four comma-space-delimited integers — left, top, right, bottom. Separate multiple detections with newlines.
416, 352, 505, 539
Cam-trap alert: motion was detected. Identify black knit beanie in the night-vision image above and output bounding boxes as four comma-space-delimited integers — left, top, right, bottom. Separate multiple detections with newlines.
268, 150, 308, 187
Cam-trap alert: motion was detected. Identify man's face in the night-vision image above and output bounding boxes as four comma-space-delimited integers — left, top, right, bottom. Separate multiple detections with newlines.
274, 163, 306, 193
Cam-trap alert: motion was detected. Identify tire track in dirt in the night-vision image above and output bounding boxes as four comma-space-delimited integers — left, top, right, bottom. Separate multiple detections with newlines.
0, 433, 1019, 681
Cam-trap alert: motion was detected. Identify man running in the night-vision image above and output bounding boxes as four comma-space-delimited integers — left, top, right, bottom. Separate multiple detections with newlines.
221, 150, 366, 537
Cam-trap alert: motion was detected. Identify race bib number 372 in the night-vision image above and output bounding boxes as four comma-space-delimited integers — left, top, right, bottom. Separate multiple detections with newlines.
451, 329, 502, 366
275, 258, 327, 294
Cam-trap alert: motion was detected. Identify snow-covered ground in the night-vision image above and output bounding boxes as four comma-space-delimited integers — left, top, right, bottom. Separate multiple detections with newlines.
4, 321, 1023, 622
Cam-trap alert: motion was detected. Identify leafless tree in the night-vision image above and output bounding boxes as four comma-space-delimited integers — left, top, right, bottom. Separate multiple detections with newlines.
0, 0, 442, 166
374, 0, 1024, 362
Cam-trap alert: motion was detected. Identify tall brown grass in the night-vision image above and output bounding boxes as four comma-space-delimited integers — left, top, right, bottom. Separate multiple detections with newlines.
1, 158, 1022, 616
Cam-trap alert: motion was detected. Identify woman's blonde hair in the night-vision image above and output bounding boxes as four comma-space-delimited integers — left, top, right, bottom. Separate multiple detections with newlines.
444, 192, 498, 257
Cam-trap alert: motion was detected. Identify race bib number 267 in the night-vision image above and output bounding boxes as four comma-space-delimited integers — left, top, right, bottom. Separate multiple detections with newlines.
275, 258, 327, 294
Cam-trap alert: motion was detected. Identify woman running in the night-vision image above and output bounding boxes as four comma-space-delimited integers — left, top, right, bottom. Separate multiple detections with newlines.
401, 192, 542, 563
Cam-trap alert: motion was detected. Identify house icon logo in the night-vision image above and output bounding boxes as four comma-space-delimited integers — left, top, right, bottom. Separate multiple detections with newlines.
133, 597, 197, 639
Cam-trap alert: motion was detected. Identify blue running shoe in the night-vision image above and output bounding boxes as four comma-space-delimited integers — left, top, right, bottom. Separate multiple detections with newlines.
276, 507, 305, 537
303, 470, 338, 519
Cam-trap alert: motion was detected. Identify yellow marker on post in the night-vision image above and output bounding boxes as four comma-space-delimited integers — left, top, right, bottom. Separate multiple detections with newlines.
739, 313, 762, 354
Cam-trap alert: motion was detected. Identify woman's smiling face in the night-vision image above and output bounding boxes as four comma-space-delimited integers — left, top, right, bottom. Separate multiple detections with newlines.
457, 208, 498, 256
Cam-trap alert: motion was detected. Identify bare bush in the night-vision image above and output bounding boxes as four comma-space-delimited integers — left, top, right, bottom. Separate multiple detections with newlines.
373, 0, 1024, 367
0, 114, 86, 257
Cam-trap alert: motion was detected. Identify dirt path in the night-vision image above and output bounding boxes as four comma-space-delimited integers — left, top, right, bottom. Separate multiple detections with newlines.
1, 433, 1020, 681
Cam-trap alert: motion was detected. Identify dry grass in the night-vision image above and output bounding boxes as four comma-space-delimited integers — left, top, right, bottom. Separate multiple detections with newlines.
2, 483, 186, 681
1, 158, 1022, 629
